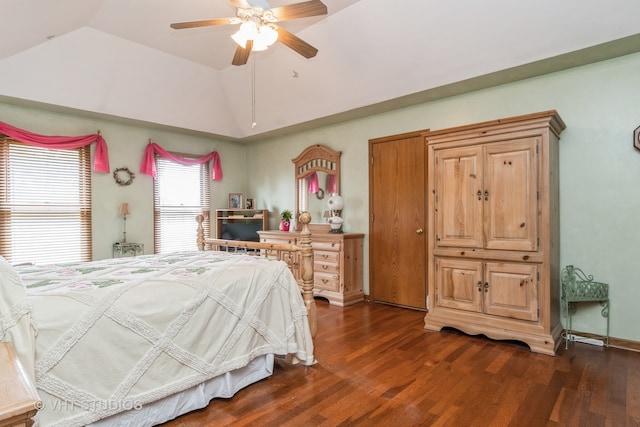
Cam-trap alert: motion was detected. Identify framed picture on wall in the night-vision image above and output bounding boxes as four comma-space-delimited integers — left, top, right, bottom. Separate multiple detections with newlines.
245, 198, 254, 209
228, 193, 243, 209
634, 125, 640, 151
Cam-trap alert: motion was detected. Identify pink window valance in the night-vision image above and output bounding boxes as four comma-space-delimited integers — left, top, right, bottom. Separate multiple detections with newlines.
0, 121, 110, 172
140, 141, 223, 181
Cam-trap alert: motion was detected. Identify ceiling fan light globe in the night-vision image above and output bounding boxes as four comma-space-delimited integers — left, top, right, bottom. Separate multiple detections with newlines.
252, 24, 278, 50
231, 32, 248, 48
252, 39, 269, 51
261, 24, 279, 46
231, 21, 258, 47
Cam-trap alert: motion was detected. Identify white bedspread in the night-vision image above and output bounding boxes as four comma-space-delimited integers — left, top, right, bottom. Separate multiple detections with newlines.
2, 251, 314, 427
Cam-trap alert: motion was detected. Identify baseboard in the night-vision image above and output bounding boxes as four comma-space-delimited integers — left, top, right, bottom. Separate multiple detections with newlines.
567, 330, 640, 353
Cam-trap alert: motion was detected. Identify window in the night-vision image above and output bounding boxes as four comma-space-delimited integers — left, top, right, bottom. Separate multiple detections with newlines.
0, 138, 92, 264
153, 155, 210, 253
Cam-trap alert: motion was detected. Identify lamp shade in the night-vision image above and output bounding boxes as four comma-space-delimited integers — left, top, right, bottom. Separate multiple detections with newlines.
327, 193, 344, 211
118, 202, 130, 216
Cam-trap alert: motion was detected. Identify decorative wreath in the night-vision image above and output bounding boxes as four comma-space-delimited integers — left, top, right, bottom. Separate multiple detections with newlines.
113, 167, 135, 186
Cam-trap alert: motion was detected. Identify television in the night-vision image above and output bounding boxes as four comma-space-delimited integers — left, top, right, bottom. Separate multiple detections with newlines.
220, 222, 263, 242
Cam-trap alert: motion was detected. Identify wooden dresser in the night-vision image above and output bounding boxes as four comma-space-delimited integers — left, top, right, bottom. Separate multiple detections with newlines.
423, 111, 565, 355
258, 230, 364, 306
0, 342, 41, 427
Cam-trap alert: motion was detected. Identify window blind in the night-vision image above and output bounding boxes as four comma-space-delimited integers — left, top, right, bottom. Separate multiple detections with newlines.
153, 155, 210, 253
0, 138, 92, 264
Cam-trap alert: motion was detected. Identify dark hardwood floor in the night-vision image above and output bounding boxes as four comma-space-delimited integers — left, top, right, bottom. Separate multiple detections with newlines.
164, 300, 640, 426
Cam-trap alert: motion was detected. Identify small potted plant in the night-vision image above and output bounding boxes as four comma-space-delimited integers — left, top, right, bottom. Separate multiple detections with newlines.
280, 209, 293, 232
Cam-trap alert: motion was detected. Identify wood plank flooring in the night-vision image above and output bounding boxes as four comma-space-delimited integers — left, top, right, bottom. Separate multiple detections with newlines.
163, 300, 640, 426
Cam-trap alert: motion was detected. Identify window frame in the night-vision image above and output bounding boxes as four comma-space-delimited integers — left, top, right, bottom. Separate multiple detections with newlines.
0, 136, 92, 264
152, 152, 211, 254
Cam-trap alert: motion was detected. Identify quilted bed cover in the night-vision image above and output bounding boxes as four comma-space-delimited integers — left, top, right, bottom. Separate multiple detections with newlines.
0, 251, 314, 427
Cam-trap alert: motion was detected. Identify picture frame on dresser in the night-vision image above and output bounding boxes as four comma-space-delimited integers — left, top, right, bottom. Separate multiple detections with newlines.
228, 193, 243, 209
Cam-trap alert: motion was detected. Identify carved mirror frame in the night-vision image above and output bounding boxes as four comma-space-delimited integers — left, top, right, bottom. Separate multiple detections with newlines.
292, 144, 341, 231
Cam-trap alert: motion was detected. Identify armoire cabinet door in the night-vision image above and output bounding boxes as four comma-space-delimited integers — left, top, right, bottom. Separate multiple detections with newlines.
484, 138, 539, 251
434, 146, 483, 248
483, 262, 539, 321
435, 257, 482, 313
435, 138, 539, 252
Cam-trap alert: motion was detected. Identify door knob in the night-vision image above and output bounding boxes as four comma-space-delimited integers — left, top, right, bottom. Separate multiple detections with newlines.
416, 228, 424, 235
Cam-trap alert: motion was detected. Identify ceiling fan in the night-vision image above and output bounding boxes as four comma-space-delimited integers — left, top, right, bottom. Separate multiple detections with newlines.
170, 0, 328, 66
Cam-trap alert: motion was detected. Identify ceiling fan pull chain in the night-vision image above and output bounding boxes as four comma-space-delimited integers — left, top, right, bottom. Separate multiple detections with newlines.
251, 56, 257, 129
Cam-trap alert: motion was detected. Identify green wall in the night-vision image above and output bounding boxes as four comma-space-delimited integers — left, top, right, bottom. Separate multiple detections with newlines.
1, 51, 639, 343
247, 52, 640, 343
0, 104, 248, 260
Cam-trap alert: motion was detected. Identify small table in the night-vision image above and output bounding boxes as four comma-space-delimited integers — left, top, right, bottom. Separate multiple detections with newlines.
113, 242, 144, 258
561, 265, 610, 348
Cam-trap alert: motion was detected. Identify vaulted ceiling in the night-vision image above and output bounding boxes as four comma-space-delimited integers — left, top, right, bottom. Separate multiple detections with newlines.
1, 0, 640, 141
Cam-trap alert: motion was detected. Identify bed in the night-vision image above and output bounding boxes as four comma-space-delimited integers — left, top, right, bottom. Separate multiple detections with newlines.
0, 213, 315, 427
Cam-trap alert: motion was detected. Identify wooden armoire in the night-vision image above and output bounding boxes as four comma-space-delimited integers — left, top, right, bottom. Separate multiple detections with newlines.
423, 111, 565, 355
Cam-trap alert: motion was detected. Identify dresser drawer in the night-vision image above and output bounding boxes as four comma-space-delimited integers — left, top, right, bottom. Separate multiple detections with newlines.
314, 261, 339, 275
261, 237, 296, 245
312, 241, 342, 252
315, 272, 340, 292
314, 250, 340, 264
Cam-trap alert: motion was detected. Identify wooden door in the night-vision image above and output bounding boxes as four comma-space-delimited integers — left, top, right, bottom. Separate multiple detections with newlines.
369, 131, 427, 309
484, 262, 539, 321
433, 145, 484, 248
435, 257, 483, 313
484, 138, 539, 251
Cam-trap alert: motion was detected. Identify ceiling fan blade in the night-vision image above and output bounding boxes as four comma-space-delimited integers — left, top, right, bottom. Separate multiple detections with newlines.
277, 27, 318, 59
232, 40, 253, 66
231, 0, 252, 8
270, 0, 327, 21
170, 18, 239, 30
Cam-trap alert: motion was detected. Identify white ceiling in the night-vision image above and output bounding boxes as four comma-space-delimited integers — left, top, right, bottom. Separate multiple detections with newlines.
1, 0, 640, 141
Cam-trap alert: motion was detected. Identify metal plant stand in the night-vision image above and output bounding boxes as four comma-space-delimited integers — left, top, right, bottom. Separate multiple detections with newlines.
560, 265, 610, 349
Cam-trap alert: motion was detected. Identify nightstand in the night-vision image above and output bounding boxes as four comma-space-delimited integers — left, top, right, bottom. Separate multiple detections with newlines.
0, 342, 41, 427
113, 242, 144, 258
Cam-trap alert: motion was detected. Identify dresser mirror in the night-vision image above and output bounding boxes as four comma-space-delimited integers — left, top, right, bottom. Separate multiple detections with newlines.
292, 144, 341, 229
